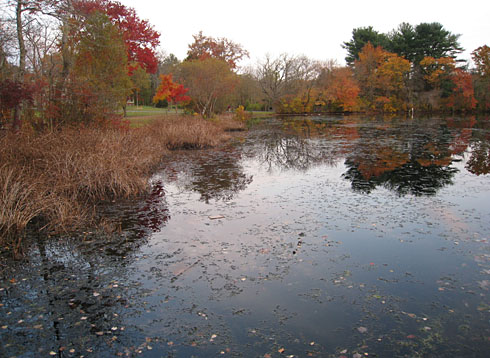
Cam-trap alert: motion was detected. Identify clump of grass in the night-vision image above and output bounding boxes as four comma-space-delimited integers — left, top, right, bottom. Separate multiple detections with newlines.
0, 115, 240, 251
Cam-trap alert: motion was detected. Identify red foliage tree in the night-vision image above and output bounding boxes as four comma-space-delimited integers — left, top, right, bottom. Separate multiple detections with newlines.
445, 68, 477, 111
75, 0, 160, 73
0, 79, 33, 126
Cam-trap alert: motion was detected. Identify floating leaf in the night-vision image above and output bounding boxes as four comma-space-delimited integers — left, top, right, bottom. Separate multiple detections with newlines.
357, 326, 368, 333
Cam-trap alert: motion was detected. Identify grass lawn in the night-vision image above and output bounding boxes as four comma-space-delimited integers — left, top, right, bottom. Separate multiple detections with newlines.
125, 107, 274, 127
124, 106, 184, 127
124, 105, 184, 117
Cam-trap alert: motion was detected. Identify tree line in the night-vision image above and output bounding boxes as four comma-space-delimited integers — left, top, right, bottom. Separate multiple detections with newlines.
1, 1, 489, 131
154, 23, 489, 117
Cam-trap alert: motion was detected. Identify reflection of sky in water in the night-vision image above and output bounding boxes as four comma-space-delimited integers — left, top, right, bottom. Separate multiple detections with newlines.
1, 117, 489, 357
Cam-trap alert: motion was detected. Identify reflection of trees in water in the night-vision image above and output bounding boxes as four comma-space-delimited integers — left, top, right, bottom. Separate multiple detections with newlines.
466, 141, 490, 175
465, 120, 490, 175
163, 149, 253, 203
344, 159, 458, 195
252, 118, 345, 171
254, 116, 487, 195
342, 119, 465, 195
97, 180, 170, 244
0, 183, 171, 357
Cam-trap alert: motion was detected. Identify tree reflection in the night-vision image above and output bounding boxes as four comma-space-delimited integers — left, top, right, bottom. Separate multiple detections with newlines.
466, 141, 490, 175
465, 120, 490, 175
163, 148, 253, 203
0, 183, 171, 357
253, 118, 346, 171
341, 118, 469, 195
344, 159, 458, 195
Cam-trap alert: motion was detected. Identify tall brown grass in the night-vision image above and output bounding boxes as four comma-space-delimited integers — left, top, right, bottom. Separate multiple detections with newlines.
0, 115, 238, 252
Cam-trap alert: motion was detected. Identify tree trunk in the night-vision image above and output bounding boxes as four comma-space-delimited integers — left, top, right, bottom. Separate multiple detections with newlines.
13, 0, 26, 132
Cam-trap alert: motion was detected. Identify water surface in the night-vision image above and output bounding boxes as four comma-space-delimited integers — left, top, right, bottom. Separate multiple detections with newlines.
1, 116, 489, 357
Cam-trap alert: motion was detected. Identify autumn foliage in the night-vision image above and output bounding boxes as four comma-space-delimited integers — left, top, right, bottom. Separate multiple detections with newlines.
187, 31, 249, 69
153, 74, 191, 107
75, 0, 160, 74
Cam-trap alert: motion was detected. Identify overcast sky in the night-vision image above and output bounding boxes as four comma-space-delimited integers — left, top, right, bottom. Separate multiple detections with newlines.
119, 0, 489, 67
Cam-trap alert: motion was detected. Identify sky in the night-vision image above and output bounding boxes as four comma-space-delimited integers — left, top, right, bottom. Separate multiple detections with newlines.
119, 0, 490, 67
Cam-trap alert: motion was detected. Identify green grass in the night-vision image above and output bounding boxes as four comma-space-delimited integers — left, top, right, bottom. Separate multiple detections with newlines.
249, 111, 274, 119
124, 106, 184, 118
124, 106, 186, 128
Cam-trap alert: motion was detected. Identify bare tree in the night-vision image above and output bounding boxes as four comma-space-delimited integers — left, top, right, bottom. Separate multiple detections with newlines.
254, 53, 321, 111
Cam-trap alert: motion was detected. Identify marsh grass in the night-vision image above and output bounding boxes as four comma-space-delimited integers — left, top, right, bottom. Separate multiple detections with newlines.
0, 115, 238, 252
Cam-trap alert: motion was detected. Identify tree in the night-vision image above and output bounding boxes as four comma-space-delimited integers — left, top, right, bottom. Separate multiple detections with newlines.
419, 56, 456, 92
342, 26, 390, 66
130, 65, 151, 106
472, 45, 490, 111
254, 53, 312, 110
411, 22, 463, 64
186, 31, 249, 69
419, 56, 476, 111
178, 58, 237, 117
75, 0, 160, 73
444, 68, 476, 111
354, 43, 411, 111
321, 67, 360, 111
71, 12, 131, 122
0, 79, 33, 126
388, 22, 463, 64
152, 74, 190, 111
388, 22, 416, 60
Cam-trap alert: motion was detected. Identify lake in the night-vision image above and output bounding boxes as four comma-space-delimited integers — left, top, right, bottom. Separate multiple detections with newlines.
1, 115, 489, 357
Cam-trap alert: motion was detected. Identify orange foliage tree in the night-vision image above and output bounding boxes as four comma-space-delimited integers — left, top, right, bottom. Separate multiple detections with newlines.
323, 67, 360, 111
354, 43, 411, 112
152, 74, 190, 111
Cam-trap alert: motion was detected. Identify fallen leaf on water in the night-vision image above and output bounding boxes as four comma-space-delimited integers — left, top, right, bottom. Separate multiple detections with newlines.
357, 326, 368, 334
340, 349, 348, 354
209, 215, 225, 220
278, 347, 285, 353
353, 353, 362, 358
49, 352, 57, 356
406, 334, 416, 339
264, 354, 272, 358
